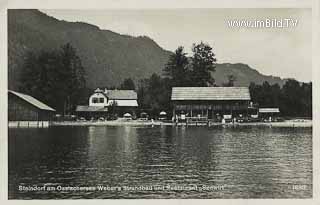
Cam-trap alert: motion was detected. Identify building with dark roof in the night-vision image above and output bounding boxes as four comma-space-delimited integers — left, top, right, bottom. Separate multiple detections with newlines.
76, 88, 138, 119
8, 90, 56, 121
171, 87, 254, 120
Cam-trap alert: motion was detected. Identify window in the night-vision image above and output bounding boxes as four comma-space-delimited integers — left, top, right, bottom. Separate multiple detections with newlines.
99, 98, 104, 103
92, 98, 98, 103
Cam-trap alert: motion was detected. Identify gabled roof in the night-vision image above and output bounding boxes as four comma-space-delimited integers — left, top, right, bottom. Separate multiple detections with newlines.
259, 108, 280, 113
76, 105, 108, 112
107, 90, 137, 100
9, 90, 55, 111
171, 87, 251, 101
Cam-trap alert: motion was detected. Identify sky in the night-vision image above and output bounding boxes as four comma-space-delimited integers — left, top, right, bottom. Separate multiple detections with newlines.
42, 9, 312, 82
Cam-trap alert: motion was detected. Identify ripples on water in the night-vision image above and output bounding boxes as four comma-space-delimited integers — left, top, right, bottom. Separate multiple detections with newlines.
8, 125, 312, 199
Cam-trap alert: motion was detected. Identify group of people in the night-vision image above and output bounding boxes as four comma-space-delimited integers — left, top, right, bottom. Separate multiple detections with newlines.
172, 112, 241, 124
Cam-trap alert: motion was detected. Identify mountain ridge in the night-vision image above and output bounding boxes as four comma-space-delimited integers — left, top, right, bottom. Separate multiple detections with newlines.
8, 9, 288, 90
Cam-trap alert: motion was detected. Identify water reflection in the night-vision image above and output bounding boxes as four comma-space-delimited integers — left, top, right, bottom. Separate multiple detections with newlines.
8, 126, 312, 199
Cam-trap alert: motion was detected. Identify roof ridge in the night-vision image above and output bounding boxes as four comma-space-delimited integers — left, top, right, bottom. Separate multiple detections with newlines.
9, 90, 56, 111
171, 87, 251, 101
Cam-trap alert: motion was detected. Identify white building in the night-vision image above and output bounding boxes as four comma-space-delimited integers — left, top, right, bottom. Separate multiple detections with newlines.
76, 88, 138, 119
89, 88, 138, 107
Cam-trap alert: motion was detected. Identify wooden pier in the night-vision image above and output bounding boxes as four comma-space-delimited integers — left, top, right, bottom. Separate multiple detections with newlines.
8, 121, 51, 128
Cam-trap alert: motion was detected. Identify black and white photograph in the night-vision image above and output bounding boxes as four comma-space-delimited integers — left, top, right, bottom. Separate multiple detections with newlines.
3, 0, 319, 202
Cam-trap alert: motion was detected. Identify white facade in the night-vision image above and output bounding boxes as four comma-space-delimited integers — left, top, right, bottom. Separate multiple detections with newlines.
88, 88, 138, 107
89, 92, 108, 107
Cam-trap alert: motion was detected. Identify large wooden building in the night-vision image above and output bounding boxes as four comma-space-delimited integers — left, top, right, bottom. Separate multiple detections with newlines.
171, 87, 254, 120
8, 90, 56, 121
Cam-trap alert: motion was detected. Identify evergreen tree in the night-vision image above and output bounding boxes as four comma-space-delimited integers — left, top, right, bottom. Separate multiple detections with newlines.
249, 80, 312, 117
281, 79, 303, 116
20, 43, 86, 114
137, 74, 171, 117
223, 74, 236, 87
108, 100, 118, 117
119, 78, 136, 90
190, 42, 216, 86
60, 43, 86, 114
163, 46, 190, 87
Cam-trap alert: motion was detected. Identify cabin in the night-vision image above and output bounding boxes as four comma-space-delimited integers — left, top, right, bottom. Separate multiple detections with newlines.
76, 88, 138, 119
171, 87, 254, 121
8, 90, 56, 127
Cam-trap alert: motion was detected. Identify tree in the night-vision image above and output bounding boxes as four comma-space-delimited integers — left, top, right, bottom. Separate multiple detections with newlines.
119, 78, 136, 90
249, 80, 312, 117
20, 43, 86, 114
137, 73, 171, 118
280, 79, 304, 116
108, 100, 118, 117
223, 74, 236, 87
190, 42, 216, 86
249, 81, 281, 108
301, 82, 312, 117
60, 43, 86, 114
163, 46, 191, 87
20, 50, 63, 110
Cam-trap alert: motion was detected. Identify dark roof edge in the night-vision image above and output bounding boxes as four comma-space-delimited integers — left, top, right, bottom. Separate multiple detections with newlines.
8, 90, 56, 111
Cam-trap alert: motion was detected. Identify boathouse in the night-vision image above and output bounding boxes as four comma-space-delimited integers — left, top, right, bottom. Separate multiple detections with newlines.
76, 88, 138, 119
8, 90, 56, 125
171, 87, 253, 120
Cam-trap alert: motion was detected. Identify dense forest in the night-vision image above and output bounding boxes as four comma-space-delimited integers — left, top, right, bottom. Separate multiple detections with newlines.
19, 43, 87, 114
249, 81, 312, 117
18, 41, 312, 118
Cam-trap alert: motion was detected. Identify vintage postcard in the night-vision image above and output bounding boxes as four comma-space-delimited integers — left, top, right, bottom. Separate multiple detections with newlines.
1, 0, 319, 204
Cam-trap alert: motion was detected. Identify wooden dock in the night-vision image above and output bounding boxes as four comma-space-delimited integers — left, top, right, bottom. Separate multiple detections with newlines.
8, 121, 51, 128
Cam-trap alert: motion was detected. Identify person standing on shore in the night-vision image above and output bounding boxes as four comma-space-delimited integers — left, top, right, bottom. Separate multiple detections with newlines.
175, 115, 179, 125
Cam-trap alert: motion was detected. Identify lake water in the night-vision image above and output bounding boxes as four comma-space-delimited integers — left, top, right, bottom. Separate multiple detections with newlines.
8, 125, 312, 199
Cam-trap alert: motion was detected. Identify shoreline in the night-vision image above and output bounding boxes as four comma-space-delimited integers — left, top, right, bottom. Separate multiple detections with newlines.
51, 119, 312, 128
